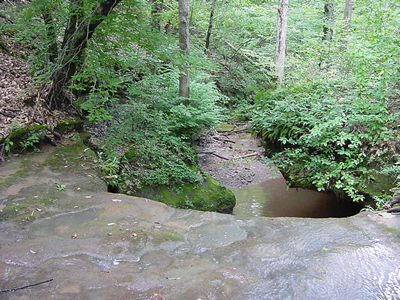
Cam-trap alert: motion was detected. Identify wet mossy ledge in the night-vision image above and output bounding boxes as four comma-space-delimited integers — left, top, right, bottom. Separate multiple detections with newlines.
132, 173, 236, 214
55, 119, 84, 134
1, 118, 84, 152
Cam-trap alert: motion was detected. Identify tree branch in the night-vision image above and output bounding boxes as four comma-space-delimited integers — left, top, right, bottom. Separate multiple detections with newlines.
0, 279, 53, 294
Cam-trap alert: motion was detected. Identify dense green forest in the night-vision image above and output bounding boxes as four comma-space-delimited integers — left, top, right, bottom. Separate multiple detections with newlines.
0, 0, 399, 209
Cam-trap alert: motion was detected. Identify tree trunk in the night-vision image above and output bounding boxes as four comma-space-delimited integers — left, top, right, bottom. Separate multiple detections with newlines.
205, 0, 217, 54
178, 0, 190, 101
343, 0, 353, 32
150, 0, 163, 31
41, 11, 58, 63
47, 0, 122, 110
275, 0, 289, 87
323, 1, 334, 41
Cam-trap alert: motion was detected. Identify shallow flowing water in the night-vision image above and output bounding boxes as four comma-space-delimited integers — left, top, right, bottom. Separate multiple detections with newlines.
1, 141, 400, 299
233, 178, 362, 218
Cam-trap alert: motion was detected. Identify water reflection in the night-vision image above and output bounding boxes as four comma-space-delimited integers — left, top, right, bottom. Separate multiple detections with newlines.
232, 178, 362, 218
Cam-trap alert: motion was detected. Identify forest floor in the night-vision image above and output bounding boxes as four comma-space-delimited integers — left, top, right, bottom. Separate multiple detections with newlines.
197, 122, 280, 189
0, 36, 66, 142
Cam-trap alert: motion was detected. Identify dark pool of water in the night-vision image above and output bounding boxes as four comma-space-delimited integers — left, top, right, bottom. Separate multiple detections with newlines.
232, 177, 363, 218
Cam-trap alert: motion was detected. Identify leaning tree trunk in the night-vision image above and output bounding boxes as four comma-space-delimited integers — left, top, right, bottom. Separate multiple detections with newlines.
275, 0, 289, 87
178, 0, 190, 102
47, 0, 122, 110
205, 0, 217, 54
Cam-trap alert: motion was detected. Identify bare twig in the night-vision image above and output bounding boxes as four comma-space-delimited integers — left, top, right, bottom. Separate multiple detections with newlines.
0, 279, 53, 294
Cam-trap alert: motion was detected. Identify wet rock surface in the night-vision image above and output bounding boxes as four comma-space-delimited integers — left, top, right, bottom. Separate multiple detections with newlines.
1, 140, 400, 299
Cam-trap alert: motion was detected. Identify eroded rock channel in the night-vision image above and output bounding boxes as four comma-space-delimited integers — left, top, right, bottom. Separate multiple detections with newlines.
197, 123, 362, 218
1, 138, 400, 299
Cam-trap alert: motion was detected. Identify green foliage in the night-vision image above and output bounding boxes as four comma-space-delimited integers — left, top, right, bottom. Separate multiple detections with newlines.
94, 91, 218, 193
135, 71, 223, 137
19, 135, 40, 151
70, 133, 80, 141
3, 138, 13, 157
3, 0, 399, 210
54, 182, 66, 191
251, 81, 399, 202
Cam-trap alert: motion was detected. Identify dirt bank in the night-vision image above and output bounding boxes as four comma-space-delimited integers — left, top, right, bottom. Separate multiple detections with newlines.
197, 122, 281, 189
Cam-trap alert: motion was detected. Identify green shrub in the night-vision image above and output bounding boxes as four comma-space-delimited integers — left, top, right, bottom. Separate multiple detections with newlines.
251, 81, 399, 202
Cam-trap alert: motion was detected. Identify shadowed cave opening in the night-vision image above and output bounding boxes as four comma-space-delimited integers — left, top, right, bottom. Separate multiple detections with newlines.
232, 178, 363, 218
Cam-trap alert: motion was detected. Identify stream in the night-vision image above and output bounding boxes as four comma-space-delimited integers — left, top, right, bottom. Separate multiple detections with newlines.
199, 123, 363, 219
1, 139, 400, 299
232, 177, 362, 218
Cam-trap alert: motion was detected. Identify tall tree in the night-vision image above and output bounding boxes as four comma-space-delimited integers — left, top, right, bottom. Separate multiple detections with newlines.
178, 0, 190, 101
343, 0, 353, 31
205, 0, 217, 54
47, 0, 122, 110
150, 0, 163, 31
323, 1, 334, 41
275, 0, 289, 87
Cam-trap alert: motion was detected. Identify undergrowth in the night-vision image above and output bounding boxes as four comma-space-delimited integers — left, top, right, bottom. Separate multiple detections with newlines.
94, 71, 223, 193
251, 81, 400, 203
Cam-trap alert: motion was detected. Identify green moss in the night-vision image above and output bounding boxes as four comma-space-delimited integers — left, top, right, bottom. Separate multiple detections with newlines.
44, 138, 96, 169
0, 205, 20, 221
124, 149, 136, 161
0, 40, 10, 54
0, 194, 57, 222
56, 119, 84, 134
360, 171, 396, 198
6, 124, 46, 152
164, 231, 184, 241
0, 169, 28, 189
384, 226, 400, 235
135, 172, 236, 214
215, 123, 235, 132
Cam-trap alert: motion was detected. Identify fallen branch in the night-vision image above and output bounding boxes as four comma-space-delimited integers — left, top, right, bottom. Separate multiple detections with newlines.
388, 207, 400, 213
0, 279, 53, 294
0, 111, 16, 118
198, 151, 230, 160
234, 152, 258, 160
212, 136, 235, 143
224, 127, 250, 135
33, 118, 62, 140
212, 153, 230, 160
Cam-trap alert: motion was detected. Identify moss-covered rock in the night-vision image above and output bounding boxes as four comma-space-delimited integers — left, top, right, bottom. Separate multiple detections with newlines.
56, 119, 84, 134
215, 122, 235, 132
134, 173, 236, 214
6, 124, 46, 151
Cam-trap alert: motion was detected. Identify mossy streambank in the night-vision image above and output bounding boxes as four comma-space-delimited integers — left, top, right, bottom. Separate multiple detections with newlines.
134, 173, 236, 214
